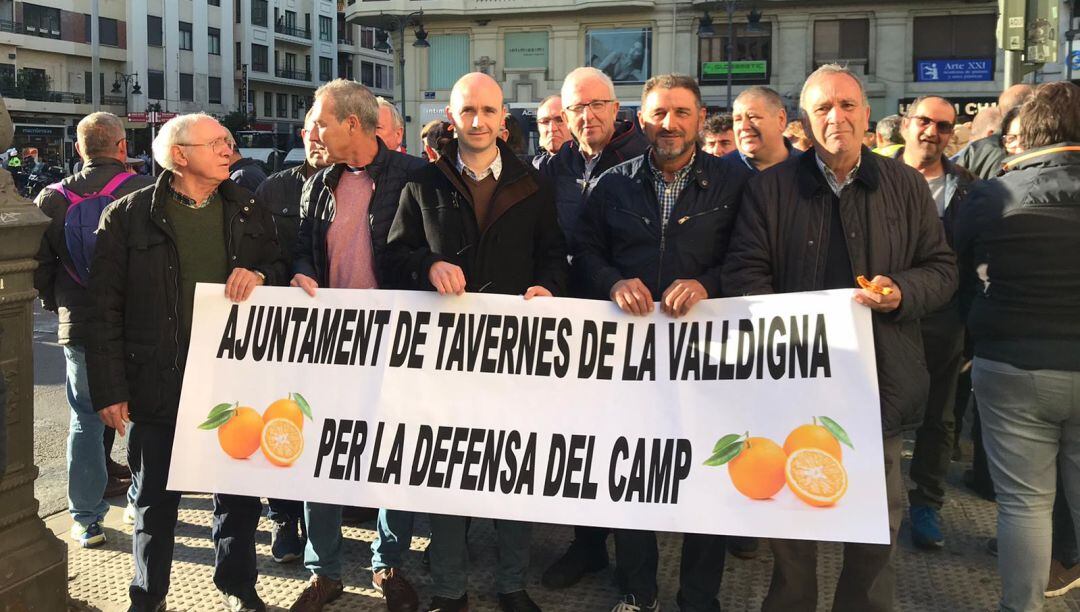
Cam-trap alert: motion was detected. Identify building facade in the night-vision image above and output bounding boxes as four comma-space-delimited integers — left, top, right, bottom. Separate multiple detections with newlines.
344, 0, 1053, 152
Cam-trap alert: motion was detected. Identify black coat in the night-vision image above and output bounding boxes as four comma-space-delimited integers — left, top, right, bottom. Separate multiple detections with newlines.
953, 135, 1008, 180
722, 149, 958, 437
229, 157, 270, 192
256, 163, 311, 263
383, 139, 568, 296
86, 172, 289, 424
294, 142, 426, 286
574, 148, 752, 300
32, 158, 154, 345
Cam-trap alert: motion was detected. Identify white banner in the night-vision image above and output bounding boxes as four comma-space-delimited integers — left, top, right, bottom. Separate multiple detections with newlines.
168, 285, 888, 544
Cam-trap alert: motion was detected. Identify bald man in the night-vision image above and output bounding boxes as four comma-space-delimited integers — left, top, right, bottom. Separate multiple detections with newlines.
383, 72, 567, 612
955, 84, 1034, 179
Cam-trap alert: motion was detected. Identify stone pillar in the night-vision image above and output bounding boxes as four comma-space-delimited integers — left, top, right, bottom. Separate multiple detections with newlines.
0, 98, 66, 610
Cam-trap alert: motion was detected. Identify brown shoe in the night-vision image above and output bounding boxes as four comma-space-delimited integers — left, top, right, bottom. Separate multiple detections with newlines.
1046, 559, 1080, 597
372, 568, 419, 612
107, 458, 132, 479
289, 575, 344, 612
104, 476, 131, 498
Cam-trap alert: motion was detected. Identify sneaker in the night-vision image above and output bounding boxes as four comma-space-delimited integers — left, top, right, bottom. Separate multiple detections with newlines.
427, 595, 468, 612
220, 588, 267, 612
1046, 559, 1080, 597
611, 595, 659, 612
71, 521, 106, 548
986, 537, 998, 556
288, 575, 344, 612
497, 590, 540, 612
107, 458, 132, 479
727, 536, 760, 560
271, 520, 304, 564
540, 541, 609, 589
123, 503, 137, 525
105, 475, 131, 498
372, 568, 419, 612
909, 505, 944, 550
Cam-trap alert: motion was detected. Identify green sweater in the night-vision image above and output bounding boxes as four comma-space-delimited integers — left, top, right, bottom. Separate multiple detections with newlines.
165, 194, 229, 348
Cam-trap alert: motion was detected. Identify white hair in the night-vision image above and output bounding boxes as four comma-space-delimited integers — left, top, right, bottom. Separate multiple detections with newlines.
799, 63, 869, 116
152, 112, 218, 172
561, 67, 616, 101
376, 96, 404, 130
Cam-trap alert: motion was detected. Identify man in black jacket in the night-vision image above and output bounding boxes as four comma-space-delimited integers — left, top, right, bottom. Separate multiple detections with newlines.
722, 65, 956, 612
954, 84, 1032, 179
955, 81, 1080, 612
34, 111, 152, 548
891, 96, 977, 551
383, 71, 567, 612
287, 79, 426, 612
228, 143, 270, 192
89, 112, 288, 612
576, 74, 750, 612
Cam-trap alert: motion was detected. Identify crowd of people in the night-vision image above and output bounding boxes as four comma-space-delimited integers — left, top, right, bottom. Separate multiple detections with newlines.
28, 62, 1080, 612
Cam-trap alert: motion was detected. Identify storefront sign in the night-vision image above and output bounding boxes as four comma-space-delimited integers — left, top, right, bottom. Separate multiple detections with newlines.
897, 96, 997, 122
701, 60, 768, 76
915, 59, 994, 82
14, 125, 64, 138
505, 32, 549, 70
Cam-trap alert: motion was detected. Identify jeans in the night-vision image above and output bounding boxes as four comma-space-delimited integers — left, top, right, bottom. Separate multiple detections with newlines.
267, 498, 303, 525
65, 345, 109, 527
372, 509, 415, 571
763, 436, 904, 612
303, 502, 344, 580
614, 530, 725, 611
429, 515, 530, 598
974, 357, 1080, 612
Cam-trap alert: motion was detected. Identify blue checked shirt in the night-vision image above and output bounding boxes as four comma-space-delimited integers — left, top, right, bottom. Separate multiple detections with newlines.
647, 153, 695, 247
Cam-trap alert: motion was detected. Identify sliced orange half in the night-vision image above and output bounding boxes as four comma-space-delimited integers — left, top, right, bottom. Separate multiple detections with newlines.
785, 447, 848, 507
261, 418, 304, 467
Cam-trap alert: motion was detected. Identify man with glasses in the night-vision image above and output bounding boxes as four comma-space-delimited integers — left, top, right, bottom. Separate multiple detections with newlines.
88, 112, 288, 612
891, 96, 976, 551
533, 94, 571, 167
536, 65, 648, 591
33, 111, 152, 549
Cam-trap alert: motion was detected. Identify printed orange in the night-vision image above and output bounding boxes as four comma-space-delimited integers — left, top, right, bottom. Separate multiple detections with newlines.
784, 424, 843, 460
261, 418, 304, 467
263, 397, 305, 430
785, 447, 848, 507
728, 437, 787, 499
217, 407, 263, 459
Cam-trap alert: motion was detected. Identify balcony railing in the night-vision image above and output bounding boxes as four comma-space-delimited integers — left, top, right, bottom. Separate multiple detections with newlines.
0, 85, 124, 105
275, 68, 311, 81
274, 23, 311, 39
0, 19, 61, 39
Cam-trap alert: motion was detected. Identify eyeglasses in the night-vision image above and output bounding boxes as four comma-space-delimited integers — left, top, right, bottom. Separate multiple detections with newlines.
537, 116, 565, 126
564, 100, 615, 115
1004, 132, 1022, 146
178, 137, 236, 154
911, 115, 954, 133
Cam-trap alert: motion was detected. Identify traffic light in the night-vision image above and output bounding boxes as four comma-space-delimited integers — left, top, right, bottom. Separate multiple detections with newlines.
997, 0, 1060, 63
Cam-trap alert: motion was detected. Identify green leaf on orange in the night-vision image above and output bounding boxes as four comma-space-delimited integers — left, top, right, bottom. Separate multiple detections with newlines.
819, 416, 854, 449
704, 439, 745, 466
292, 392, 313, 421
198, 403, 236, 430
711, 433, 742, 455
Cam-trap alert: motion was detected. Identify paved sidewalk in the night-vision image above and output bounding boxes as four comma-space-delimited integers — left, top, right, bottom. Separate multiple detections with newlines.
50, 444, 1080, 612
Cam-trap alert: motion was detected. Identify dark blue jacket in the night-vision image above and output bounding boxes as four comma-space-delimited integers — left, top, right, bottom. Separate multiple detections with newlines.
721, 137, 799, 173
574, 148, 752, 301
294, 141, 426, 286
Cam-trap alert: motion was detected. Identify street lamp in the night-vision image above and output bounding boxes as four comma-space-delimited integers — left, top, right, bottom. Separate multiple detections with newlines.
372, 10, 427, 149
111, 72, 141, 147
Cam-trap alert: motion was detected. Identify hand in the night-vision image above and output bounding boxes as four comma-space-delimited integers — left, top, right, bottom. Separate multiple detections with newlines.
99, 402, 130, 436
225, 268, 264, 302
290, 273, 319, 297
854, 275, 902, 313
610, 278, 654, 316
429, 261, 466, 295
662, 279, 708, 317
523, 285, 552, 300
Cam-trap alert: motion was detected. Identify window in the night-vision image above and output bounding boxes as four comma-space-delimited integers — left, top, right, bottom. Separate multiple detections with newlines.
387, 66, 393, 90
361, 61, 374, 87
148, 15, 163, 47
814, 19, 869, 70
291, 94, 300, 118
505, 31, 549, 70
585, 28, 651, 84
235, 0, 241, 24
337, 14, 353, 45
338, 53, 353, 79
913, 14, 997, 79
428, 34, 469, 90
180, 73, 193, 100
319, 16, 333, 42
361, 27, 374, 49
235, 42, 241, 69
179, 21, 193, 51
84, 70, 93, 100
252, 0, 268, 27
148, 70, 164, 99
320, 57, 333, 81
208, 27, 221, 55
22, 4, 60, 38
276, 93, 288, 118
252, 44, 268, 72
284, 10, 297, 30
209, 76, 221, 103
375, 64, 387, 89
264, 91, 273, 116
98, 17, 119, 46
209, 0, 220, 6
698, 22, 772, 86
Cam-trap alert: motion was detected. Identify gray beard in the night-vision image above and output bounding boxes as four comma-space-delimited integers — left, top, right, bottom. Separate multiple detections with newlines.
654, 140, 692, 161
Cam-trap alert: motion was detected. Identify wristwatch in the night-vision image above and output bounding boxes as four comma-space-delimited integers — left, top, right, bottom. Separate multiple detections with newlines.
254, 270, 266, 283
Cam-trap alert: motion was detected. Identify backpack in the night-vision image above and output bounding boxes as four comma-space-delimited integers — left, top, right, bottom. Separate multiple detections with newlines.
51, 172, 136, 286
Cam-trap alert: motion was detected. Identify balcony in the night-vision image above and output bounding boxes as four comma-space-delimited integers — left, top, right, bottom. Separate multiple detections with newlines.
274, 22, 311, 41
345, 0, 654, 23
275, 68, 311, 81
0, 19, 61, 39
0, 85, 124, 105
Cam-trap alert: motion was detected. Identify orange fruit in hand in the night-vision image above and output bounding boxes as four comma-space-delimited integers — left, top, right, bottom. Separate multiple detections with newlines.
784, 424, 842, 460
263, 397, 305, 430
786, 447, 849, 507
217, 407, 263, 459
261, 418, 304, 467
728, 437, 787, 499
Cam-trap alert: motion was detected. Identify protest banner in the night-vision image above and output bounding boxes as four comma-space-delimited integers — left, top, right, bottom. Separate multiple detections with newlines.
168, 284, 889, 544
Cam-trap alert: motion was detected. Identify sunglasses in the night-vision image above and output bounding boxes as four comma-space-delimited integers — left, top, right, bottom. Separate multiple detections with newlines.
910, 115, 954, 133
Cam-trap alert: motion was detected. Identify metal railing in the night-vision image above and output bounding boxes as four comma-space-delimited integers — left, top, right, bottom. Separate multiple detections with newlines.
0, 19, 61, 39
275, 68, 311, 81
274, 23, 311, 39
0, 86, 124, 105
